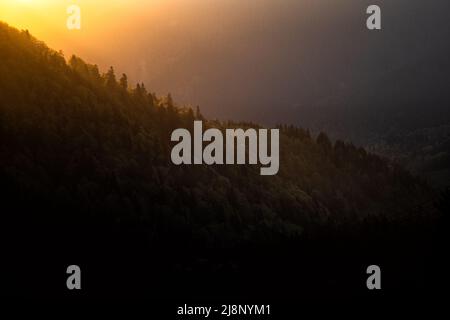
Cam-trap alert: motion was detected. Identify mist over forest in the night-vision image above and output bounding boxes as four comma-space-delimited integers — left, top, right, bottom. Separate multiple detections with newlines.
2, 0, 449, 139
48, 0, 450, 140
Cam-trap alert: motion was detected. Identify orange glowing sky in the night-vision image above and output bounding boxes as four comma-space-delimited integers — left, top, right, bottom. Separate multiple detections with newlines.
0, 1, 163, 60
2, 0, 447, 130
0, 0, 290, 90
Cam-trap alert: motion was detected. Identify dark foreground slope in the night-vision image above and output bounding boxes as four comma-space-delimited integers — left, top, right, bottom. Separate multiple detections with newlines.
0, 22, 447, 302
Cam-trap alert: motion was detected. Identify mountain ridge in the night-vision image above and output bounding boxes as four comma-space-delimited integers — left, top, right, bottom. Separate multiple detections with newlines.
1, 20, 447, 300
0, 21, 438, 241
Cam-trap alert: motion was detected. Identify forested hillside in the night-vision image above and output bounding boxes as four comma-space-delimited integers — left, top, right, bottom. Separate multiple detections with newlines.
368, 125, 450, 189
0, 22, 445, 298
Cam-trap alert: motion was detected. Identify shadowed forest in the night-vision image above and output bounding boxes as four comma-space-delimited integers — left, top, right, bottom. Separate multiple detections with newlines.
0, 22, 447, 302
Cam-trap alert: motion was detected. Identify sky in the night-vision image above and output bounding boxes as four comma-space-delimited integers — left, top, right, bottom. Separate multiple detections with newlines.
1, 0, 449, 138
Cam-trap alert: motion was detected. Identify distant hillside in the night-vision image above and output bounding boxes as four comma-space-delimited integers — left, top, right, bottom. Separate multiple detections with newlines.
368, 125, 450, 189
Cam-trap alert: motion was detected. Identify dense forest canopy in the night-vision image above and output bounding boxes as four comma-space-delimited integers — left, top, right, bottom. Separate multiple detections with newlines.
0, 22, 439, 248
1, 21, 448, 300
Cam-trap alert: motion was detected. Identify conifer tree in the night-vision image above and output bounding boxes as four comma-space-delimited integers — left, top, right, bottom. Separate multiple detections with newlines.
105, 66, 117, 88
119, 73, 128, 90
